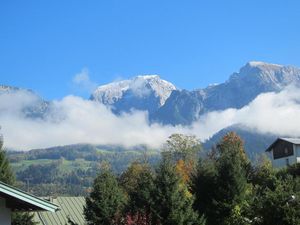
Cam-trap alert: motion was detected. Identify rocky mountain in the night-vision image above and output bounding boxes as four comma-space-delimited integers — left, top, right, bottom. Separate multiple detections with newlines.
90, 61, 300, 125
2, 61, 300, 156
90, 75, 176, 114
0, 85, 50, 119
151, 61, 300, 125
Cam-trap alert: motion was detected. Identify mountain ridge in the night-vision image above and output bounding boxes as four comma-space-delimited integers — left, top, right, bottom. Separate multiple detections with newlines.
1, 61, 300, 154
90, 75, 176, 114
151, 61, 300, 125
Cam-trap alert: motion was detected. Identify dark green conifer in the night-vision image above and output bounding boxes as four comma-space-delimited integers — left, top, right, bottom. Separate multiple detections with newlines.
120, 162, 155, 223
0, 137, 15, 185
84, 168, 126, 225
193, 132, 249, 225
152, 159, 205, 225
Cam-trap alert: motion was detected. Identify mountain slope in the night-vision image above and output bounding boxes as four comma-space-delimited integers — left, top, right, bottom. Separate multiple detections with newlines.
152, 61, 300, 125
203, 124, 277, 159
90, 75, 176, 114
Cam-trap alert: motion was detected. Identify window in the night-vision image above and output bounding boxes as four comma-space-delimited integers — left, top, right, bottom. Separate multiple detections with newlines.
286, 158, 290, 166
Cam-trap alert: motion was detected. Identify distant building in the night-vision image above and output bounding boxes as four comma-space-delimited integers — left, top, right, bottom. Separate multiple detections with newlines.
266, 138, 300, 168
0, 181, 59, 225
33, 196, 85, 225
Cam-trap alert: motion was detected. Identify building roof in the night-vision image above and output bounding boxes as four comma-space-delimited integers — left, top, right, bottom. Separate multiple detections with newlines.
280, 138, 300, 145
266, 137, 300, 152
33, 196, 85, 225
0, 181, 59, 212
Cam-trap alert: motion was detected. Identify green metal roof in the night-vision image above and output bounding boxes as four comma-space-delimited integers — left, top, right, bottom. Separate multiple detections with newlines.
0, 181, 59, 212
33, 197, 86, 225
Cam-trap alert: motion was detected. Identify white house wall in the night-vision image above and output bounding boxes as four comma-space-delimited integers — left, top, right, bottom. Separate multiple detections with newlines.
296, 145, 300, 163
0, 197, 11, 225
272, 154, 297, 168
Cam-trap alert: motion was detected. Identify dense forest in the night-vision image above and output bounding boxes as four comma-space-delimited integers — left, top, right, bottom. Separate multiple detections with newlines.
2, 133, 300, 225
81, 133, 300, 225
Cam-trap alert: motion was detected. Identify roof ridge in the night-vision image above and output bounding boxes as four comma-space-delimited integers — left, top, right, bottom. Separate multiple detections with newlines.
0, 181, 59, 212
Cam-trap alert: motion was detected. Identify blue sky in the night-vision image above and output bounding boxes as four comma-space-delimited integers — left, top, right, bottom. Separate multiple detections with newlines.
1, 0, 299, 99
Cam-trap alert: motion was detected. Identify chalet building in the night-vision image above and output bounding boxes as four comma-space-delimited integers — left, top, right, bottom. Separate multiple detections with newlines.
266, 138, 300, 168
0, 181, 59, 225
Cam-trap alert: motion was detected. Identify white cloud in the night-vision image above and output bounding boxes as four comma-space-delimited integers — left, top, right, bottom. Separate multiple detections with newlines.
0, 93, 183, 150
0, 90, 41, 116
190, 85, 300, 139
1, 85, 300, 150
129, 77, 152, 97
72, 69, 98, 93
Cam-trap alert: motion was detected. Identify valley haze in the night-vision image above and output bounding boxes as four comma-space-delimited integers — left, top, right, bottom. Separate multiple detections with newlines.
1, 61, 300, 153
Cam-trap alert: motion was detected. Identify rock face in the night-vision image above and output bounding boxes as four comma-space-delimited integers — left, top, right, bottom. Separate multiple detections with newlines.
90, 75, 176, 114
90, 61, 300, 125
151, 61, 300, 125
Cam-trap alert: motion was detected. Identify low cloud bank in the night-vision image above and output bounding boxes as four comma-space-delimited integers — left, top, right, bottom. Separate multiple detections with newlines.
0, 86, 299, 150
195, 86, 300, 137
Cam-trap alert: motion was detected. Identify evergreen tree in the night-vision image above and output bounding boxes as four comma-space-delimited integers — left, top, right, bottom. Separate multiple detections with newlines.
11, 213, 37, 225
192, 158, 218, 225
120, 162, 151, 196
84, 168, 126, 225
252, 175, 300, 225
152, 159, 205, 225
249, 160, 300, 225
193, 132, 249, 225
0, 138, 15, 185
214, 132, 249, 224
249, 155, 277, 195
120, 162, 155, 224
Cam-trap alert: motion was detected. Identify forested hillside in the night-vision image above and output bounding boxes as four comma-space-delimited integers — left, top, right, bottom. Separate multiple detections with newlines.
83, 133, 300, 225
7, 144, 160, 196
6, 130, 278, 197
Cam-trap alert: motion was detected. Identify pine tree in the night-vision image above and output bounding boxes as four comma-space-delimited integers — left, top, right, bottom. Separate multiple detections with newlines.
193, 132, 249, 225
152, 159, 205, 225
84, 169, 126, 225
214, 132, 249, 225
192, 158, 218, 225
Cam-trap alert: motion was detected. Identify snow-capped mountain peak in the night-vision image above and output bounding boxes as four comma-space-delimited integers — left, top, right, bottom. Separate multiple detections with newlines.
236, 61, 300, 86
91, 75, 176, 112
91, 80, 131, 104
247, 61, 283, 68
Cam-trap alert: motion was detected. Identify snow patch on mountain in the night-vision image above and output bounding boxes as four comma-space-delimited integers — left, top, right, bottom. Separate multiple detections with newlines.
91, 75, 176, 106
247, 61, 283, 68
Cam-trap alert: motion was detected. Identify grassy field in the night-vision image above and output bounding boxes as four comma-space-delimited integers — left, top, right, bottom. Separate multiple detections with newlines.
11, 158, 95, 174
